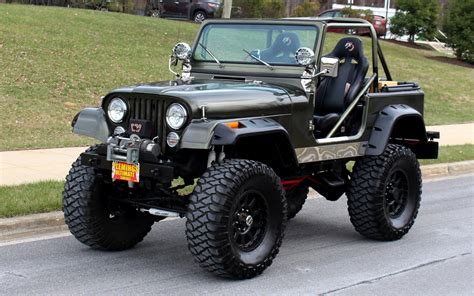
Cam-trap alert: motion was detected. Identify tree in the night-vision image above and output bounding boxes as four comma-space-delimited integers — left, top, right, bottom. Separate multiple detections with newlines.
390, 0, 439, 42
444, 0, 474, 63
291, 0, 320, 18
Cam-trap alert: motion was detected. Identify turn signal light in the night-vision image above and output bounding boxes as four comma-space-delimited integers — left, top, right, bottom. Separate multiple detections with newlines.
225, 121, 240, 129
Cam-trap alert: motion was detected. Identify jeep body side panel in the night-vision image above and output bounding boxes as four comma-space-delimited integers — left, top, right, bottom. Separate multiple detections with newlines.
365, 90, 428, 156
72, 107, 110, 142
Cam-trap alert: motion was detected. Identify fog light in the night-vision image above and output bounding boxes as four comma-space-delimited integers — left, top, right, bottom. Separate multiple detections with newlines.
114, 126, 126, 135
166, 132, 180, 148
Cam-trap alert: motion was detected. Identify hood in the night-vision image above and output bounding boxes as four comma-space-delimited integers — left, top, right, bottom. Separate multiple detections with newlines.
110, 80, 298, 119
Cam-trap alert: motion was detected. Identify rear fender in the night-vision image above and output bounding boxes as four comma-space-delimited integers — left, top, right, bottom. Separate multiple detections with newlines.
366, 104, 429, 156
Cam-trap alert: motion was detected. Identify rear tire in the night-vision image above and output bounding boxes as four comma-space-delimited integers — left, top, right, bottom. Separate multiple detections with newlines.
150, 9, 160, 17
63, 146, 154, 251
347, 144, 422, 241
186, 159, 287, 279
286, 186, 308, 219
193, 10, 207, 23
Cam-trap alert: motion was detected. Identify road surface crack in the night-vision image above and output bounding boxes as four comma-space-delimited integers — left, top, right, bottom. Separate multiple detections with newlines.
321, 252, 471, 295
4, 271, 26, 278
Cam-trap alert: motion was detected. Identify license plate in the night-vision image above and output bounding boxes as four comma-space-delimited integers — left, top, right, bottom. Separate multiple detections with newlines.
112, 161, 140, 183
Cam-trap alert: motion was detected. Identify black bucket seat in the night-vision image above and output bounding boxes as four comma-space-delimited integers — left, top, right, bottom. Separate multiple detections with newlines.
313, 37, 369, 137
260, 32, 301, 64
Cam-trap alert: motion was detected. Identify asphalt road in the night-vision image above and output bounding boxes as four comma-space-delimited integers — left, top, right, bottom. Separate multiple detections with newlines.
1, 174, 472, 295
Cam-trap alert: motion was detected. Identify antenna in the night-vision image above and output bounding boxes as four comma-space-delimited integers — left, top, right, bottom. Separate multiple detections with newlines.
176, 19, 182, 44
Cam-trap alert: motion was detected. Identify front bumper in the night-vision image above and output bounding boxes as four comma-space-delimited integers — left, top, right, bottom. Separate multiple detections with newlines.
81, 151, 174, 184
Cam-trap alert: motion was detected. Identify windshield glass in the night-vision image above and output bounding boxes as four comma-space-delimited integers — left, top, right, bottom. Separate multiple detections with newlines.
193, 23, 319, 66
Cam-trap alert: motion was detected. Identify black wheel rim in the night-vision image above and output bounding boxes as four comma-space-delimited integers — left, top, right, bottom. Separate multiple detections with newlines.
384, 170, 409, 218
231, 190, 268, 252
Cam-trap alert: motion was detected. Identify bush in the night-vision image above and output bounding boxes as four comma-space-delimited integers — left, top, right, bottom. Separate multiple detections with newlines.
291, 0, 320, 18
443, 0, 474, 63
390, 0, 439, 42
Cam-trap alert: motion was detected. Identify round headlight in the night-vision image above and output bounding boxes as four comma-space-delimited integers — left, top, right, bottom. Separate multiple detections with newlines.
172, 42, 191, 60
295, 47, 315, 66
166, 103, 187, 130
107, 97, 127, 123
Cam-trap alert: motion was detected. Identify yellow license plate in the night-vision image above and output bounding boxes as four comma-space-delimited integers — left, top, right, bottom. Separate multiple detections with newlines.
111, 161, 140, 183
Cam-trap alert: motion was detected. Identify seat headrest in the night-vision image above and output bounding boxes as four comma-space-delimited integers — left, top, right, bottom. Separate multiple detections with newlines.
328, 37, 365, 62
271, 32, 301, 55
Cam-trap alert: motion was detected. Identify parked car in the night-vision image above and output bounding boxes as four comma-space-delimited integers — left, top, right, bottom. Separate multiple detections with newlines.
145, 0, 220, 23
318, 9, 387, 37
66, 18, 439, 279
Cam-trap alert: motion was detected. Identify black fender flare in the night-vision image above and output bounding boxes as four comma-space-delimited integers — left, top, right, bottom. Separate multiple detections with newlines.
71, 107, 110, 142
211, 118, 288, 145
366, 104, 427, 156
180, 118, 298, 167
212, 118, 298, 168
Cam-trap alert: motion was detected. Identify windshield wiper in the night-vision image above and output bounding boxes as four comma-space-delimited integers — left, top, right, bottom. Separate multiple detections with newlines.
198, 43, 223, 68
243, 49, 274, 70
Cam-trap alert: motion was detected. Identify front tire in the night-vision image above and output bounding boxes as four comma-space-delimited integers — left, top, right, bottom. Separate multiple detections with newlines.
186, 159, 287, 279
347, 144, 422, 241
63, 146, 154, 251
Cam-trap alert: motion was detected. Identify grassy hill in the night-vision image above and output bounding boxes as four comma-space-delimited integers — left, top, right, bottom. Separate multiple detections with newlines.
0, 5, 473, 150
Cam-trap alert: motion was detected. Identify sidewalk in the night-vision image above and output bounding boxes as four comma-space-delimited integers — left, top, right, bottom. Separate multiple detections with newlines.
1, 123, 473, 186
0, 147, 86, 186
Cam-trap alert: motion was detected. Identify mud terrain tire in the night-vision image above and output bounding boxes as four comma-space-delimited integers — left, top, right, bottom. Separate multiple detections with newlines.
286, 186, 309, 219
347, 144, 422, 241
186, 159, 287, 279
63, 146, 154, 251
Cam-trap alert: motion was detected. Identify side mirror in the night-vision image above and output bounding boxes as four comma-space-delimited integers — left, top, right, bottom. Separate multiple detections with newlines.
320, 57, 339, 77
172, 42, 191, 60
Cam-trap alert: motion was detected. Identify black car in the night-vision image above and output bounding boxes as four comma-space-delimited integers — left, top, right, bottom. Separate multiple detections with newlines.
65, 19, 439, 279
145, 0, 220, 23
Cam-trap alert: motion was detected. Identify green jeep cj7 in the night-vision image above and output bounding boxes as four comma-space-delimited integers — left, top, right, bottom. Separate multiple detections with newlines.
65, 18, 439, 279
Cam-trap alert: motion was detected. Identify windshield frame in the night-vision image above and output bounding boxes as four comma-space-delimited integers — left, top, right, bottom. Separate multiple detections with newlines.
190, 20, 321, 69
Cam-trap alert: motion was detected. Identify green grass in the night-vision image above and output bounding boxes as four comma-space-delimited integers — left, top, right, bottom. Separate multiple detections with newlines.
0, 5, 473, 151
1, 144, 472, 218
0, 180, 64, 218
0, 5, 198, 150
377, 42, 473, 125
420, 144, 474, 165
345, 144, 474, 173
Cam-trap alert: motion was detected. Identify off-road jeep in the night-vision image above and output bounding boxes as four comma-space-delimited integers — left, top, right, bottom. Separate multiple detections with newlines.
64, 18, 439, 279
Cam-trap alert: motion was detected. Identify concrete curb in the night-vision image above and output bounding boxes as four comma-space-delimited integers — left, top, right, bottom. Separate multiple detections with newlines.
421, 160, 474, 178
1, 160, 473, 244
0, 211, 67, 243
